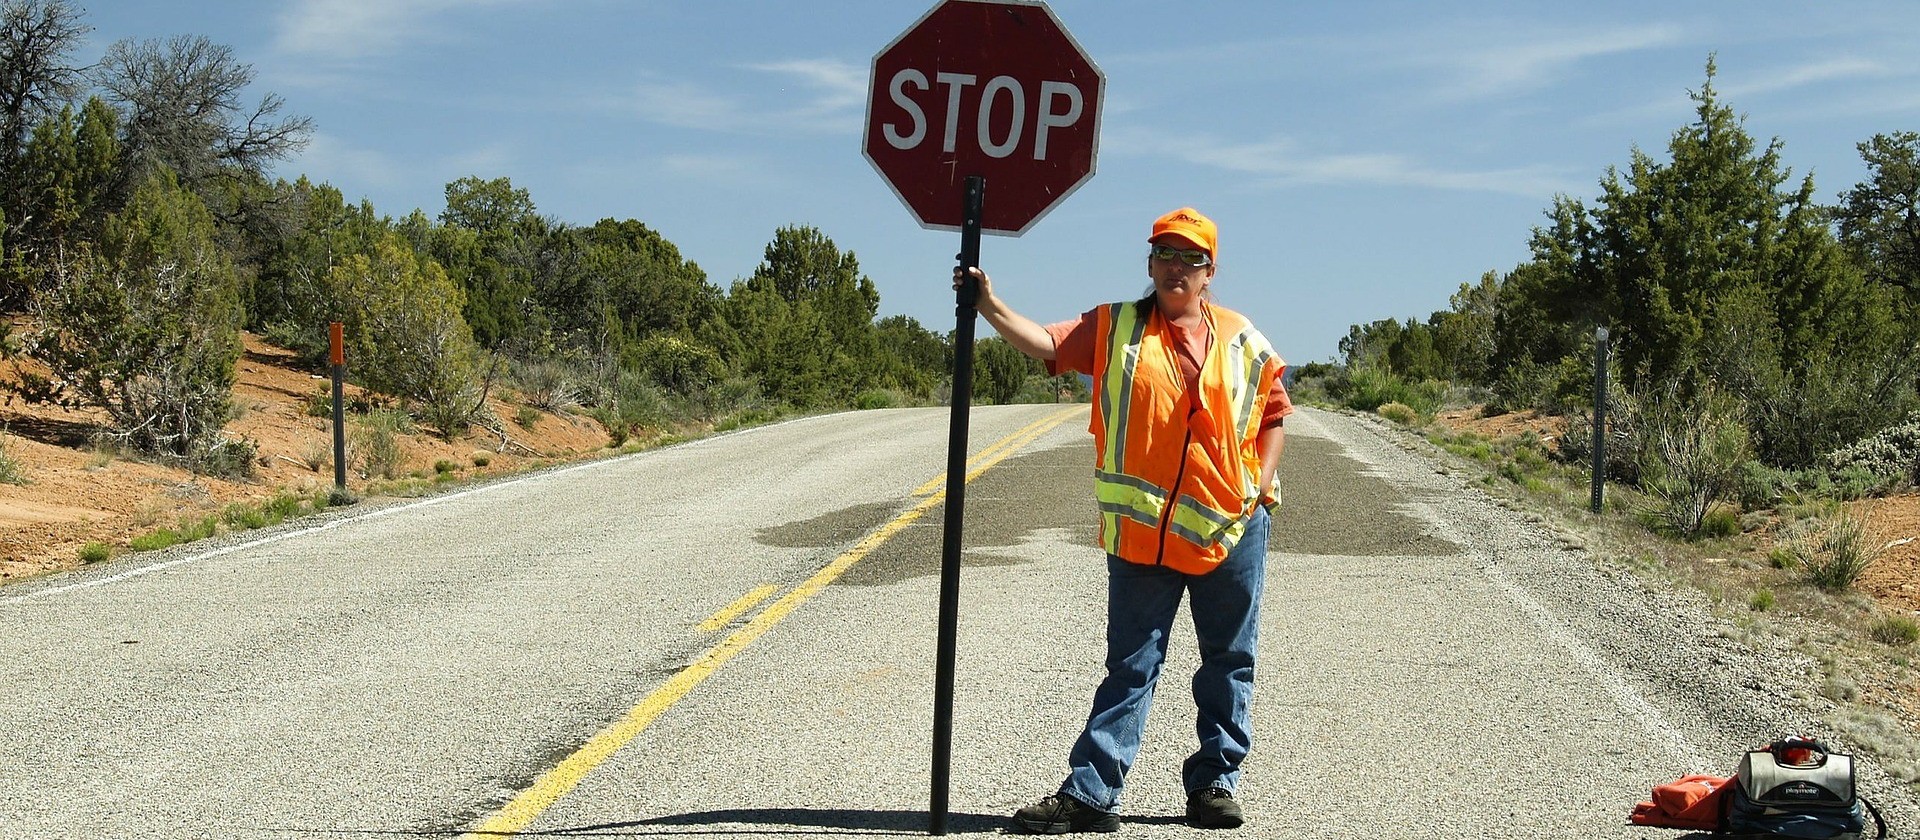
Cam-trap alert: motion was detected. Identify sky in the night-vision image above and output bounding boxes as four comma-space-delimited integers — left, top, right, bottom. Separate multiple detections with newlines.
70, 1, 1920, 367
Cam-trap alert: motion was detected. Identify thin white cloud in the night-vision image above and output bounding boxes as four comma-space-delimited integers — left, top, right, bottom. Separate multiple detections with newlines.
1583, 56, 1905, 129
1415, 23, 1686, 101
1172, 134, 1577, 198
622, 58, 866, 136
744, 59, 867, 107
285, 131, 405, 190
628, 74, 748, 131
661, 153, 761, 182
442, 142, 518, 180
1721, 57, 1892, 98
271, 0, 523, 59
283, 133, 519, 211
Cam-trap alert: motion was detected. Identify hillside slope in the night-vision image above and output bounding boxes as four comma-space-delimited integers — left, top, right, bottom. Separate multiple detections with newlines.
0, 333, 610, 582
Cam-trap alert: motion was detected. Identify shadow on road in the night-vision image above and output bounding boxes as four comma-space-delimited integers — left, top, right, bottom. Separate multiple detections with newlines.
526, 807, 1010, 835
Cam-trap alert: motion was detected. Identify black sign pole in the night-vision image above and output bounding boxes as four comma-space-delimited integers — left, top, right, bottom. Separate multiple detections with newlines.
931, 174, 984, 836
1591, 325, 1610, 514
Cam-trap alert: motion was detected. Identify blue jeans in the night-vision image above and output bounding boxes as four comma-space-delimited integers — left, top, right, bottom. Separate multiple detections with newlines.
1059, 506, 1269, 812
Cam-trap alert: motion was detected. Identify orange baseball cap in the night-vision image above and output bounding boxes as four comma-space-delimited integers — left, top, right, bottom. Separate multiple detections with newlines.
1149, 207, 1218, 260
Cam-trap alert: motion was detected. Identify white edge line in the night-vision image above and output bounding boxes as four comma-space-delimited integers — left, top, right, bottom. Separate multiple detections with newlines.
1313, 407, 1712, 772
6, 454, 616, 603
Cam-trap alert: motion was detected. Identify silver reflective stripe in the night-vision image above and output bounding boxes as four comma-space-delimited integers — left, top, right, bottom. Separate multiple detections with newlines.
1099, 501, 1160, 529
1096, 468, 1164, 497
1098, 307, 1120, 459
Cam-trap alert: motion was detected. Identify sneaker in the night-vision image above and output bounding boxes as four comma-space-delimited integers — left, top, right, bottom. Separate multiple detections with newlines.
1186, 787, 1244, 829
1010, 792, 1120, 834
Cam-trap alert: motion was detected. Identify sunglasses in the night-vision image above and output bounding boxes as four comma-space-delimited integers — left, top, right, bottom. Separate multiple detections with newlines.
1149, 244, 1212, 267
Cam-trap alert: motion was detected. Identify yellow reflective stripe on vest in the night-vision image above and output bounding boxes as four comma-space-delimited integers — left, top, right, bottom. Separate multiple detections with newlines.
1221, 327, 1276, 493
1167, 494, 1249, 552
1094, 300, 1274, 564
1223, 329, 1272, 443
1095, 468, 1165, 536
1099, 303, 1147, 473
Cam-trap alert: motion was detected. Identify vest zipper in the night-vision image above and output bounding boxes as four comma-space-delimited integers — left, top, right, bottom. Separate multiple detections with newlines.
1154, 423, 1195, 566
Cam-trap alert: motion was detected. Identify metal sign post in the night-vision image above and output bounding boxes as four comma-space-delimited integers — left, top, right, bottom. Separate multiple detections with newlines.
1591, 326, 1609, 514
931, 175, 984, 836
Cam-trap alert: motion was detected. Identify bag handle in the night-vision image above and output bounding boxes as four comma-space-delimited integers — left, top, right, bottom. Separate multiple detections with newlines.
1764, 736, 1832, 768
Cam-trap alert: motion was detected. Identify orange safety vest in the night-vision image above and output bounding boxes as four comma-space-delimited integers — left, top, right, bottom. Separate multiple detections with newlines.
1087, 299, 1283, 574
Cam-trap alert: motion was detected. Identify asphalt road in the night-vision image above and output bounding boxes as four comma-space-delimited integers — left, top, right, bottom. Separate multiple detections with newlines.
1, 404, 1912, 839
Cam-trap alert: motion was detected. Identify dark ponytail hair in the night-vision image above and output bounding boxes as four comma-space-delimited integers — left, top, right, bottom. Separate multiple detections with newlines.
1134, 289, 1156, 320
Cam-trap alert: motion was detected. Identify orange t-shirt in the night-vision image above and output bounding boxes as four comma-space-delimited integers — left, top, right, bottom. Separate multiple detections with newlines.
1044, 304, 1293, 430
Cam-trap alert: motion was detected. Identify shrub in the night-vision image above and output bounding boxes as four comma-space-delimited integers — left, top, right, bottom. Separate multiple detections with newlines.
1785, 509, 1881, 590
1826, 412, 1920, 487
1871, 615, 1920, 646
301, 441, 331, 472
354, 412, 406, 480
0, 432, 26, 485
1832, 465, 1892, 500
1767, 545, 1796, 569
1336, 365, 1444, 414
264, 492, 303, 523
594, 408, 630, 447
1636, 381, 1750, 538
433, 459, 457, 475
625, 334, 725, 394
1377, 402, 1418, 425
10, 171, 244, 465
1737, 460, 1808, 510
1560, 383, 1641, 481
130, 528, 183, 552
515, 405, 542, 429
78, 542, 111, 563
1749, 589, 1775, 611
1700, 504, 1741, 538
855, 389, 902, 410
1489, 358, 1552, 415
180, 515, 217, 542
194, 436, 257, 479
328, 234, 483, 438
470, 450, 492, 467
510, 357, 585, 414
222, 503, 268, 531
260, 321, 328, 365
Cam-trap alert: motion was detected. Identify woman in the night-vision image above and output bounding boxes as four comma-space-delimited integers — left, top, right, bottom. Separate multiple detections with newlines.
955, 207, 1291, 833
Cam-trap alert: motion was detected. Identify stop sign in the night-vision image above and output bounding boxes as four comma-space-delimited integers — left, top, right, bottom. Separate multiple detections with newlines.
863, 0, 1103, 235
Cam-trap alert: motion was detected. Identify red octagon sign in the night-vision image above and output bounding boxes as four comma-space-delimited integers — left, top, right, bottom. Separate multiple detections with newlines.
863, 0, 1104, 236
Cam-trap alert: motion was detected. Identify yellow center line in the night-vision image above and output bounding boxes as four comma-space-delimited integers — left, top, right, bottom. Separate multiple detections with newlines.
461, 405, 1085, 838
695, 585, 778, 633
911, 406, 1085, 496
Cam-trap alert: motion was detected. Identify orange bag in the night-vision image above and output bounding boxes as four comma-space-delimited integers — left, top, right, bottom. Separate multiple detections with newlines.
1628, 773, 1732, 830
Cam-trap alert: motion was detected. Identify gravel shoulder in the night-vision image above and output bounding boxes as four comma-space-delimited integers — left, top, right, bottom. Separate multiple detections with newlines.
1309, 406, 1919, 834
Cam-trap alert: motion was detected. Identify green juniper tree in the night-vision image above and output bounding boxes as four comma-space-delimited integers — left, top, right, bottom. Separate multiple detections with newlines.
16, 168, 246, 469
